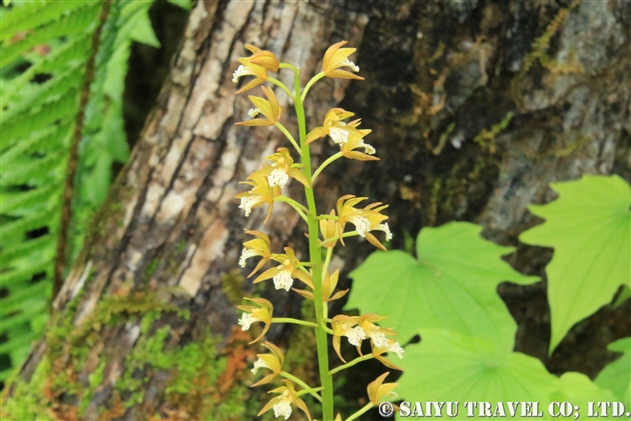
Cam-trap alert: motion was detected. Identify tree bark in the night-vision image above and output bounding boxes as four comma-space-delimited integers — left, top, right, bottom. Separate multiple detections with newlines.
5, 0, 630, 420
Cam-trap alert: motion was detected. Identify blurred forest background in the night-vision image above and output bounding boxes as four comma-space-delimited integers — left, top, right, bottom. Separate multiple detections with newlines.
0, 0, 629, 419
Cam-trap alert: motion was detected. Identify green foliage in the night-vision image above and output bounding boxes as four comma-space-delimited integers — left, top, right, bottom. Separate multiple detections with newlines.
519, 175, 631, 353
397, 330, 557, 417
347, 222, 538, 349
0, 0, 102, 381
0, 0, 189, 382
595, 337, 631, 406
349, 175, 629, 416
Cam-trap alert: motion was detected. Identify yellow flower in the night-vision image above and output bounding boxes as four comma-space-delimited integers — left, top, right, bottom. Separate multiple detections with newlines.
305, 108, 378, 160
367, 372, 399, 406
251, 341, 285, 387
340, 118, 378, 161
235, 176, 280, 223
239, 230, 272, 277
357, 314, 396, 354
237, 298, 273, 344
235, 86, 281, 127
319, 210, 338, 248
233, 45, 280, 94
336, 195, 392, 250
331, 314, 365, 362
248, 147, 310, 188
305, 108, 355, 144
293, 269, 348, 303
322, 41, 364, 80
243, 43, 280, 72
258, 380, 312, 421
254, 247, 313, 291
371, 339, 405, 371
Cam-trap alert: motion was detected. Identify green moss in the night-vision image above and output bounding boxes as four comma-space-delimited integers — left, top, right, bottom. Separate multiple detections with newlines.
473, 112, 514, 153
432, 122, 455, 155
221, 270, 246, 306
78, 359, 106, 415
1, 356, 52, 420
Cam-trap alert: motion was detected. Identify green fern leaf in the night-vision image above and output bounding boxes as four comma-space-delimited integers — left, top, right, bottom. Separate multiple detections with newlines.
0, 1, 90, 42
0, 148, 68, 186
1, 3, 100, 63
0, 282, 51, 317
1, 123, 71, 161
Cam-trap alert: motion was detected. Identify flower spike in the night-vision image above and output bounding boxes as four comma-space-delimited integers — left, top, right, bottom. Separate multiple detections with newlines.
239, 229, 272, 277
237, 298, 273, 344
322, 41, 364, 80
236, 86, 282, 127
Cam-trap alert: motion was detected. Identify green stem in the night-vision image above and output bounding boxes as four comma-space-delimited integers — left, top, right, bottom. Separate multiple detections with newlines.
322, 247, 333, 277
272, 317, 318, 328
346, 403, 374, 421
312, 152, 343, 182
274, 122, 302, 155
329, 354, 375, 375
268, 76, 295, 100
296, 387, 324, 398
319, 231, 358, 248
301, 71, 325, 101
294, 68, 335, 421
281, 371, 323, 402
274, 196, 309, 222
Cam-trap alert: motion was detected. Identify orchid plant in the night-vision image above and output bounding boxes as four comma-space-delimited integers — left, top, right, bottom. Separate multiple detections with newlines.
233, 41, 403, 421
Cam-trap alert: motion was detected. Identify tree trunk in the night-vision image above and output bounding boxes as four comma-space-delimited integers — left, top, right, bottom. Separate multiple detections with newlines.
5, 0, 629, 419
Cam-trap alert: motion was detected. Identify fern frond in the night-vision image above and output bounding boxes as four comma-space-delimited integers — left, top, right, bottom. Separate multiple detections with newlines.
1, 31, 92, 106
0, 205, 60, 241
0, 282, 50, 317
0, 329, 42, 361
0, 122, 71, 161
2, 64, 84, 123
2, 91, 79, 145
1, 183, 63, 215
0, 235, 54, 267
0, 0, 91, 42
0, 300, 48, 336
0, 0, 172, 382
0, 260, 52, 289
1, 3, 101, 63
0, 148, 68, 186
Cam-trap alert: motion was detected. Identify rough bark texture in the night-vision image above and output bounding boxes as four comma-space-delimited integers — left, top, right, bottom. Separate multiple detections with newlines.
6, 0, 630, 420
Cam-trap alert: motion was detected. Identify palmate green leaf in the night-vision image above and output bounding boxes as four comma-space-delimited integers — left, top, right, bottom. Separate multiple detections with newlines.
397, 330, 617, 420
347, 222, 538, 349
397, 329, 558, 420
519, 175, 631, 353
595, 337, 631, 406
613, 286, 630, 308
